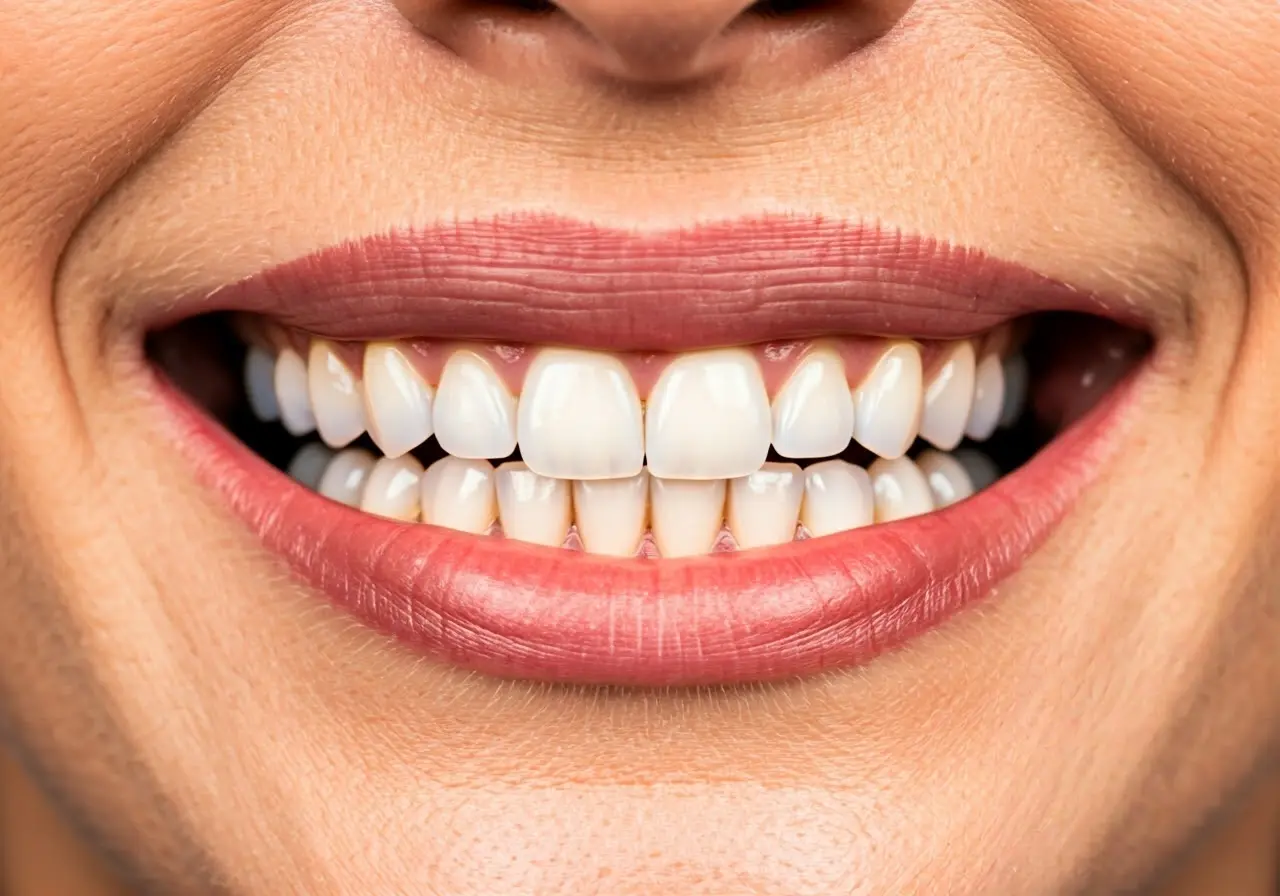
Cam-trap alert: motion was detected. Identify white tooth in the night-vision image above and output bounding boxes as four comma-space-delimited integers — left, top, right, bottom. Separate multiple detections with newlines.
998, 354, 1029, 429
286, 443, 332, 489
649, 476, 726, 558
919, 341, 976, 451
800, 460, 875, 537
359, 455, 424, 522
434, 351, 518, 460
727, 463, 803, 550
916, 450, 976, 508
494, 462, 572, 547
645, 349, 771, 480
363, 342, 434, 458
518, 348, 644, 480
317, 449, 377, 507
274, 348, 316, 437
308, 341, 367, 448
244, 347, 280, 422
868, 456, 935, 522
421, 456, 497, 535
573, 472, 650, 557
853, 342, 924, 460
953, 449, 1001, 491
770, 349, 855, 459
965, 353, 1006, 442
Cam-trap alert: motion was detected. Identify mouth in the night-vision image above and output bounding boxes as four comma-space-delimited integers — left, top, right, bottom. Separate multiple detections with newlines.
142, 215, 1153, 686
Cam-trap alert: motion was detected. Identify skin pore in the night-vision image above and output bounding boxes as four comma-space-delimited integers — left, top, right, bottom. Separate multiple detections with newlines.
1, 1, 1278, 893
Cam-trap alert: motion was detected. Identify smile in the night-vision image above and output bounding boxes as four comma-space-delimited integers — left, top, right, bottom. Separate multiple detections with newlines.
144, 215, 1153, 685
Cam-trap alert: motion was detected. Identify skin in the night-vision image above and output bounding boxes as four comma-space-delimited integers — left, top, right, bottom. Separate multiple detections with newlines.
0, 0, 1278, 892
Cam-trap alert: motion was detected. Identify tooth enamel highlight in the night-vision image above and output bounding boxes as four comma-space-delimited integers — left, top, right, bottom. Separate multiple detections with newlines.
770, 348, 855, 459
649, 476, 726, 558
645, 348, 771, 480
359, 455, 425, 521
916, 450, 976, 508
868, 456, 935, 522
244, 347, 280, 422
308, 341, 367, 448
274, 348, 316, 437
434, 351, 519, 460
727, 463, 803, 550
573, 472, 649, 557
919, 341, 976, 451
494, 462, 572, 546
999, 354, 1029, 429
953, 449, 1001, 491
853, 342, 924, 460
287, 443, 333, 490
800, 460, 875, 537
362, 342, 434, 459
518, 348, 644, 480
317, 449, 377, 507
965, 353, 1006, 442
421, 457, 498, 535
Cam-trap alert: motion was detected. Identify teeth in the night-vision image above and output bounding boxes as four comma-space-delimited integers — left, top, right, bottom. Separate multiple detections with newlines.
421, 456, 498, 535
853, 342, 923, 460
999, 354, 1029, 429
495, 462, 572, 546
307, 341, 367, 448
919, 341, 976, 451
953, 449, 1001, 491
573, 472, 649, 557
770, 348, 855, 459
964, 353, 1006, 442
317, 449, 377, 507
915, 450, 976, 508
274, 348, 316, 437
363, 342, 434, 459
244, 347, 280, 422
649, 476, 726, 558
868, 456, 935, 522
287, 443, 333, 489
359, 455, 425, 521
518, 348, 644, 480
434, 351, 518, 460
645, 348, 771, 480
800, 460, 875, 537
728, 463, 804, 550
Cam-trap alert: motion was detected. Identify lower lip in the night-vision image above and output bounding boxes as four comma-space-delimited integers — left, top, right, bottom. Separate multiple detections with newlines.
154, 367, 1141, 686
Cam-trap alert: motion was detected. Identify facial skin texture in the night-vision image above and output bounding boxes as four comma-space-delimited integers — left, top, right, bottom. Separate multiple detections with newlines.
0, 0, 1278, 892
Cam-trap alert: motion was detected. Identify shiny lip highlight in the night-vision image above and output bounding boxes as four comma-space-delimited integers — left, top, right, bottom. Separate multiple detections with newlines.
143, 217, 1151, 686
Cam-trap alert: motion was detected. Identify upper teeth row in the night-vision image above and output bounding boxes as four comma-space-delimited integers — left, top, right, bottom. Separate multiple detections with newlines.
246, 340, 1028, 481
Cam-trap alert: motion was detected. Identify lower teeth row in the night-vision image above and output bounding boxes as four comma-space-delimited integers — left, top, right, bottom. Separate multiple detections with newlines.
285, 444, 1000, 558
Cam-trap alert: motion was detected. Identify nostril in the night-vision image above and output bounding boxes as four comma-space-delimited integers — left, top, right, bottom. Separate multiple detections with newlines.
746, 0, 838, 17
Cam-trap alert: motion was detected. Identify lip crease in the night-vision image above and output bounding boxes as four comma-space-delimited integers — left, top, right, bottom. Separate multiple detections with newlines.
147, 216, 1148, 686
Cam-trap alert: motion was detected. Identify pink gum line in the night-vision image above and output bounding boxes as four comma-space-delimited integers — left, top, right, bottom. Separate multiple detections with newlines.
243, 317, 1022, 397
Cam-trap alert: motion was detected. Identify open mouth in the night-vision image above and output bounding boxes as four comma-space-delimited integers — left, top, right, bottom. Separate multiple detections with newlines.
143, 216, 1153, 685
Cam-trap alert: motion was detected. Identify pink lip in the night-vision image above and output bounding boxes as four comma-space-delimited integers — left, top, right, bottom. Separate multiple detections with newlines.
147, 216, 1148, 685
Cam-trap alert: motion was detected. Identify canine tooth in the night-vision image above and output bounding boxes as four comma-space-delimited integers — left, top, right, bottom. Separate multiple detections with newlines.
952, 449, 1001, 491
868, 456, 935, 522
999, 354, 1029, 429
964, 353, 1005, 441
518, 348, 644, 480
728, 463, 803, 550
308, 341, 367, 448
645, 349, 771, 480
363, 342, 434, 458
771, 349, 855, 458
853, 342, 923, 460
800, 460, 875, 537
919, 341, 976, 451
573, 472, 649, 557
317, 449, 377, 507
649, 477, 726, 558
434, 351, 518, 460
359, 456, 425, 522
274, 348, 316, 437
421, 457, 497, 535
495, 462, 572, 547
916, 450, 976, 508
244, 347, 280, 422
287, 443, 333, 490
